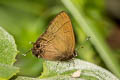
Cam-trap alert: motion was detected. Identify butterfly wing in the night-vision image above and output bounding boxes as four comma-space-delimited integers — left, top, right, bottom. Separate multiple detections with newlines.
33, 12, 75, 61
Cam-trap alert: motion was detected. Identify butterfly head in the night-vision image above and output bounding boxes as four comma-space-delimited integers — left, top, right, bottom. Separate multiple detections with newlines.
32, 43, 43, 58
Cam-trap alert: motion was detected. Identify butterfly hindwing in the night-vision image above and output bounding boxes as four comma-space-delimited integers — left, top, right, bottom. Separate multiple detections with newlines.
32, 12, 75, 61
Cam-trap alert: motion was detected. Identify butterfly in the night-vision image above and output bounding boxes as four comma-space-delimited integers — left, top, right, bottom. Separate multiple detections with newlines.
32, 11, 76, 61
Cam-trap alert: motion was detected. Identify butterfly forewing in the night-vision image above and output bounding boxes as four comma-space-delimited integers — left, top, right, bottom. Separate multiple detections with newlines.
32, 11, 75, 61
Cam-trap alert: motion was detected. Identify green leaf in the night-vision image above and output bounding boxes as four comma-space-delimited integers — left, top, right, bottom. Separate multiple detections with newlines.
16, 76, 41, 80
0, 26, 18, 65
39, 59, 119, 80
16, 76, 89, 80
0, 63, 19, 80
0, 27, 19, 79
61, 0, 120, 78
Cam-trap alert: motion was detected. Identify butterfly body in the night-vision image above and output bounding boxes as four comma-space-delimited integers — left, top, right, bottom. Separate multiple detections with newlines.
32, 11, 76, 61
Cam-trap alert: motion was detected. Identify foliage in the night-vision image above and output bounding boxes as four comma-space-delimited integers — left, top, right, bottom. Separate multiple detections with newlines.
0, 27, 19, 80
15, 59, 119, 80
0, 0, 119, 79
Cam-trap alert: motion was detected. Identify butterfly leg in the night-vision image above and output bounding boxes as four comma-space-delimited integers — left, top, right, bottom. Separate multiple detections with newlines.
56, 61, 60, 72
71, 58, 76, 67
73, 50, 77, 57
72, 51, 77, 66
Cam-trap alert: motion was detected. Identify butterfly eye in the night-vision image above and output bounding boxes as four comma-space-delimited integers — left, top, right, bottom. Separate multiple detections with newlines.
36, 44, 40, 48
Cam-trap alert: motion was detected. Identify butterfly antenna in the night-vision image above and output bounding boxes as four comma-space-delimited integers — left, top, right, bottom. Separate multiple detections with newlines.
22, 48, 32, 56
76, 36, 91, 51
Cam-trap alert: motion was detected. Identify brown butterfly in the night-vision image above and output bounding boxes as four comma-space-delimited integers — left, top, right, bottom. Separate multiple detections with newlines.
32, 11, 76, 61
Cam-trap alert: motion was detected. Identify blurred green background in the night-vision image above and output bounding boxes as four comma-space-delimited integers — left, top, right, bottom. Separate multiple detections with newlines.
0, 0, 120, 78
